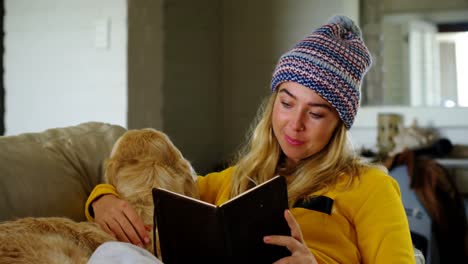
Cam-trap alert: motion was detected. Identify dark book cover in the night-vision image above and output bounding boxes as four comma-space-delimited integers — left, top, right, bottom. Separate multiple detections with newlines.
152, 175, 291, 264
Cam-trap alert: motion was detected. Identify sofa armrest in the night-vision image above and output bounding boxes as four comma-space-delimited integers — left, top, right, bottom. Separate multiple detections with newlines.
0, 122, 126, 222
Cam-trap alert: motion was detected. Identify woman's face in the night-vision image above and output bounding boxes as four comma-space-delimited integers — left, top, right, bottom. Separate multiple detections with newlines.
272, 82, 340, 166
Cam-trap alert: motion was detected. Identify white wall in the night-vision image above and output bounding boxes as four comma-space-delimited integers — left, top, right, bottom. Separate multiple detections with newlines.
4, 0, 127, 135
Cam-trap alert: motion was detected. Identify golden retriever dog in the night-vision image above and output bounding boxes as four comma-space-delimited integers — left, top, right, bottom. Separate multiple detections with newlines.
0, 128, 198, 264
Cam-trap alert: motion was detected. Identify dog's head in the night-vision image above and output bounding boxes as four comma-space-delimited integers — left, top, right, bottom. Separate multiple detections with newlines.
103, 128, 198, 225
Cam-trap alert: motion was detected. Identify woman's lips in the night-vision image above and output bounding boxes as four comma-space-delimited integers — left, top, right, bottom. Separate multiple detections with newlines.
285, 135, 304, 146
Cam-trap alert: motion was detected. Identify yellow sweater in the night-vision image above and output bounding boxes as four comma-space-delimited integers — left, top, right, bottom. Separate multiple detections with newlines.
86, 166, 415, 263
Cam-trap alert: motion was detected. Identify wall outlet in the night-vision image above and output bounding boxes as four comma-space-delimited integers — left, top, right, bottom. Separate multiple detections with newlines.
95, 18, 110, 49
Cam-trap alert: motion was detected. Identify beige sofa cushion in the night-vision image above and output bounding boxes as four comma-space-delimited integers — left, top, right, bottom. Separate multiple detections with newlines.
0, 122, 126, 222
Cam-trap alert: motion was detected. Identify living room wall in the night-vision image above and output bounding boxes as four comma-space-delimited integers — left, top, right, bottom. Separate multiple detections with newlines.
126, 0, 224, 174
5, 0, 358, 174
4, 0, 127, 135
160, 0, 224, 173
129, 0, 359, 173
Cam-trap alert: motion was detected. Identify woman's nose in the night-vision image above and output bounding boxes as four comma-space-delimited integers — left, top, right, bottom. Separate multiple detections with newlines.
290, 111, 305, 132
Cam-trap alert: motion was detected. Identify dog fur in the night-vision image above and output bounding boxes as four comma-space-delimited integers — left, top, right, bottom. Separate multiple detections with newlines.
0, 128, 198, 264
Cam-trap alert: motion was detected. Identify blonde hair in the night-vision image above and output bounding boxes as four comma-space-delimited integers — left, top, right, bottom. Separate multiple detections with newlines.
230, 91, 378, 207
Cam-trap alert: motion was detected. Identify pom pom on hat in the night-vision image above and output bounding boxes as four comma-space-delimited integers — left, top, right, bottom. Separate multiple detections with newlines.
327, 15, 362, 38
270, 15, 372, 129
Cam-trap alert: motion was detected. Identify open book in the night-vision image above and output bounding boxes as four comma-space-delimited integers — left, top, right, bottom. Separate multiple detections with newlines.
152, 175, 291, 264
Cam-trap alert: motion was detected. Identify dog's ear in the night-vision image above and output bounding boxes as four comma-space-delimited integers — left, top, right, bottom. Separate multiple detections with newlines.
103, 159, 119, 185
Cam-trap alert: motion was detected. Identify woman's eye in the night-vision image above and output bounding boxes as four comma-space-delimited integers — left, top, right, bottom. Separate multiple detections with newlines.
309, 112, 323, 119
281, 101, 291, 108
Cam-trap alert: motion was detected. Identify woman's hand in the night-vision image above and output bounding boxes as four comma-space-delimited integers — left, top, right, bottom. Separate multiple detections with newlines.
92, 194, 151, 247
263, 209, 318, 264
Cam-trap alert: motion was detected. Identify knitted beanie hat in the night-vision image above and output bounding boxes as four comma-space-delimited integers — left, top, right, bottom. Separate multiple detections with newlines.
270, 15, 372, 129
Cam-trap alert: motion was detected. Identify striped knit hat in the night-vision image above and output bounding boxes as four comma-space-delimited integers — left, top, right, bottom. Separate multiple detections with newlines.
270, 15, 372, 129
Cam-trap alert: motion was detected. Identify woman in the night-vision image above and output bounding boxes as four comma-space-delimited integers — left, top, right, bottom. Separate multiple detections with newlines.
86, 16, 415, 263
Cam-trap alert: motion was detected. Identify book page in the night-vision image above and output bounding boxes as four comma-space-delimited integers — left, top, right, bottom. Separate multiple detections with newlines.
219, 175, 282, 207
154, 187, 215, 208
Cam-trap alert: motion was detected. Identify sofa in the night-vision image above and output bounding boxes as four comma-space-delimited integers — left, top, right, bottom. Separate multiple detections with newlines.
0, 122, 126, 222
